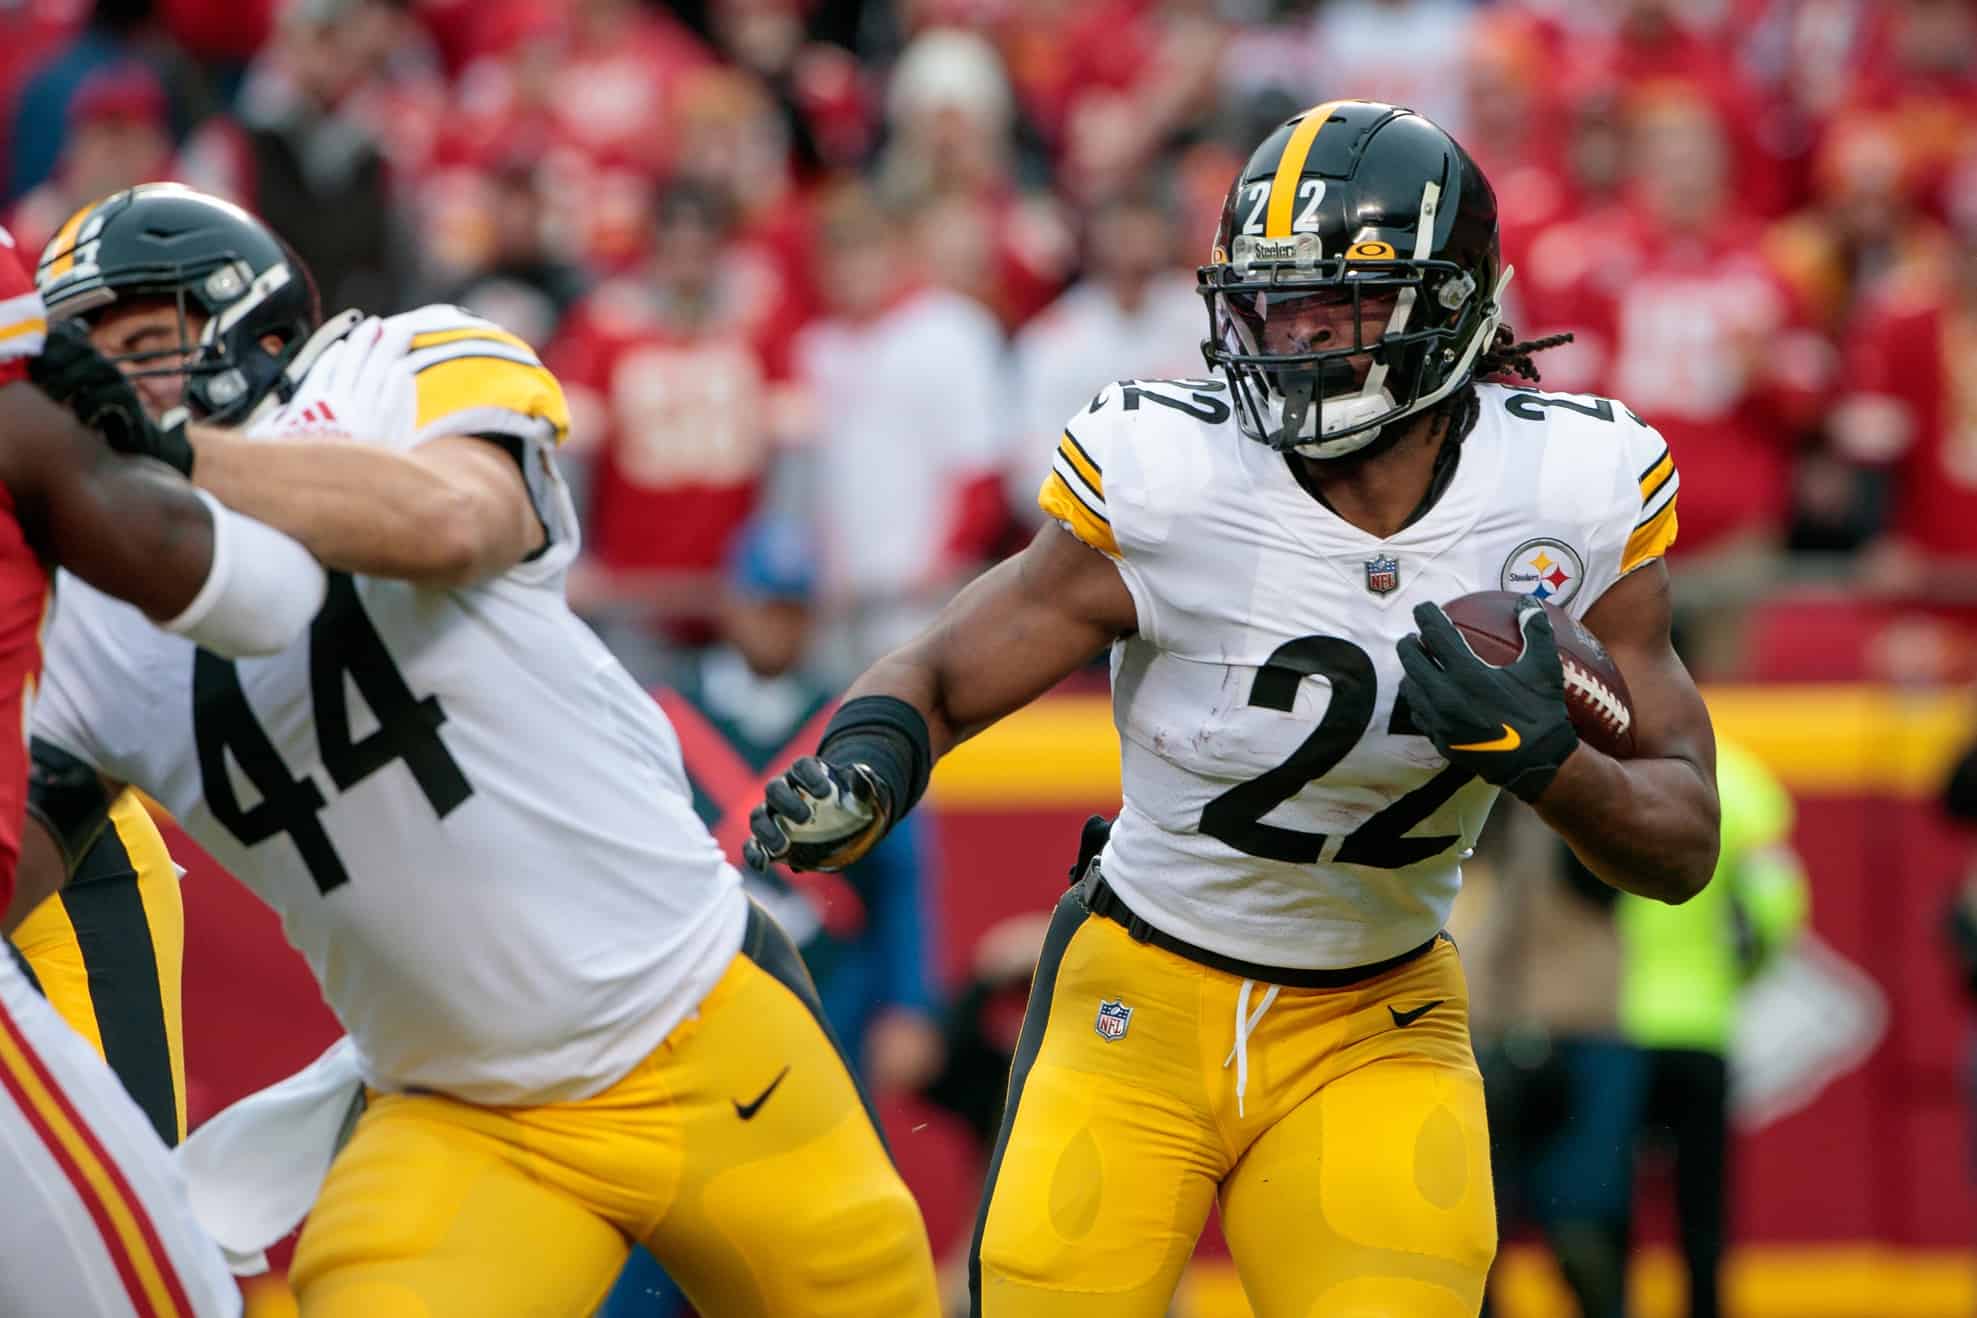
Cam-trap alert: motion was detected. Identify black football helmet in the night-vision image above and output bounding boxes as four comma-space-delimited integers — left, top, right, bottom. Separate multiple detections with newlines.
34, 183, 321, 425
1198, 100, 1507, 459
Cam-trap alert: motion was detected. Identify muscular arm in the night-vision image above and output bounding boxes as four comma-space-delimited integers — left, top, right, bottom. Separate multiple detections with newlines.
845, 521, 1138, 759
0, 381, 211, 620
1531, 561, 1720, 903
188, 425, 545, 587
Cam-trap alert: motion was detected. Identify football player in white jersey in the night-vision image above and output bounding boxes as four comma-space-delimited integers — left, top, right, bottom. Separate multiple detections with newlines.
14, 185, 939, 1317
748, 101, 1721, 1317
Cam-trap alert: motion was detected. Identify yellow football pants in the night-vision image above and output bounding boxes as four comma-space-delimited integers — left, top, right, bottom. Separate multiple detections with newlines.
291, 901, 939, 1318
972, 889, 1496, 1318
11, 792, 187, 1146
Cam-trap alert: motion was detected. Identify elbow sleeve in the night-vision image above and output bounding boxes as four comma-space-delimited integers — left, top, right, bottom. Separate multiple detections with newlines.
163, 490, 327, 656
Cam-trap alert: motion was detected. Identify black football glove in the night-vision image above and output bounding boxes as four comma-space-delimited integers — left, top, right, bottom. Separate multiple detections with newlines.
1396, 599, 1581, 803
28, 319, 195, 475
744, 755, 893, 873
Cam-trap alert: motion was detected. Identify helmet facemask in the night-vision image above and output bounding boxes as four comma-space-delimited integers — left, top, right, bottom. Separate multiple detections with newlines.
35, 186, 321, 426
1199, 231, 1503, 461
51, 258, 309, 425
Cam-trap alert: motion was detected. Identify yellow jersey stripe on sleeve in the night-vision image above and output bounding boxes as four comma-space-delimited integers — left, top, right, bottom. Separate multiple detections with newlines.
414, 354, 571, 445
1057, 431, 1103, 497
1622, 496, 1678, 573
1039, 470, 1119, 557
410, 325, 536, 356
1638, 448, 1675, 504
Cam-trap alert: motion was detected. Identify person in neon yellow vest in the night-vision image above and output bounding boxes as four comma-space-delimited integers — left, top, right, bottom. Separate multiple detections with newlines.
1617, 737, 1810, 1318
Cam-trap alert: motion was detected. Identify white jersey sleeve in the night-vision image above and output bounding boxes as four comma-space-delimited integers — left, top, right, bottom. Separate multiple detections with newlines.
1575, 399, 1680, 610
258, 304, 582, 583
1037, 378, 1231, 652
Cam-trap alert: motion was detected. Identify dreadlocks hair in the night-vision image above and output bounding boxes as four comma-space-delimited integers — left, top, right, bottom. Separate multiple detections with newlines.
1433, 324, 1578, 444
1474, 325, 1576, 384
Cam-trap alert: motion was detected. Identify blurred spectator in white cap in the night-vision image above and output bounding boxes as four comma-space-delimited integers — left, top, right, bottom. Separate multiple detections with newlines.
787, 178, 1011, 678
8, 60, 173, 260
1005, 182, 1202, 519
876, 25, 1071, 330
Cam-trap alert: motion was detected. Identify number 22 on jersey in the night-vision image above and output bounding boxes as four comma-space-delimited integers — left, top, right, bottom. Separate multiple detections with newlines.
193, 575, 473, 894
1201, 633, 1475, 868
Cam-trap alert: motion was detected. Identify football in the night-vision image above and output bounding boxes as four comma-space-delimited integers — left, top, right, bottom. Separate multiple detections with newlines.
1439, 590, 1637, 759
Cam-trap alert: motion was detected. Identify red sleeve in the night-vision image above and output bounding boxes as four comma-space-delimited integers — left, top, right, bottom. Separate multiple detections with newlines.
0, 225, 47, 385
0, 228, 36, 299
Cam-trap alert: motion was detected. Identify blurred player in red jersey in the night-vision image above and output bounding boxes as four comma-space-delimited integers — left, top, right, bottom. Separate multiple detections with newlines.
549, 180, 796, 619
1830, 159, 1977, 607
0, 221, 329, 1314
1529, 88, 1832, 561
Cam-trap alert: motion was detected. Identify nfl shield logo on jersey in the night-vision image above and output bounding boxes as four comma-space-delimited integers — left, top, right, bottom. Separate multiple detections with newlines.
1364, 555, 1401, 595
1095, 999, 1133, 1042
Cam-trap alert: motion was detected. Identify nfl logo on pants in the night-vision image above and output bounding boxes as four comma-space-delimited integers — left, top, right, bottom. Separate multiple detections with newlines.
1365, 555, 1400, 595
1095, 999, 1132, 1041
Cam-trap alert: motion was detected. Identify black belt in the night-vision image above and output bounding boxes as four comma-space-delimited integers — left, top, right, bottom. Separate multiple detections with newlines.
1073, 862, 1442, 990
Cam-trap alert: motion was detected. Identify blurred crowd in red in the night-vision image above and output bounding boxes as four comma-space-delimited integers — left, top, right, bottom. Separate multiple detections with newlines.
4, 0, 1975, 683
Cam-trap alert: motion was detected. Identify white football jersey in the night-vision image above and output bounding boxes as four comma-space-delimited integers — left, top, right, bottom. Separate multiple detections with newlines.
33, 305, 747, 1104
1038, 378, 1679, 969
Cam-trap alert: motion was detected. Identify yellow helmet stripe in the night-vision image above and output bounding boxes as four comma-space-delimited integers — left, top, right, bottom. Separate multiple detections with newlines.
41, 203, 96, 280
1264, 100, 1342, 238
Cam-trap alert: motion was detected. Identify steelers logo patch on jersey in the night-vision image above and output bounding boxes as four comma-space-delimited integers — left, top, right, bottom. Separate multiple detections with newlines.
1500, 538, 1585, 607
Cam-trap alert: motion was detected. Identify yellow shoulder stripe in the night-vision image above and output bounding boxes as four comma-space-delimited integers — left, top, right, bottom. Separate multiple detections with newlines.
1622, 496, 1678, 573
1638, 448, 1675, 503
1057, 432, 1102, 496
410, 325, 536, 357
0, 316, 46, 343
1039, 470, 1118, 557
415, 354, 571, 445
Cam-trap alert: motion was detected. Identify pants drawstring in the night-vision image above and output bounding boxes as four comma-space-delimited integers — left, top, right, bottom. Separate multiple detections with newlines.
1221, 978, 1281, 1120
